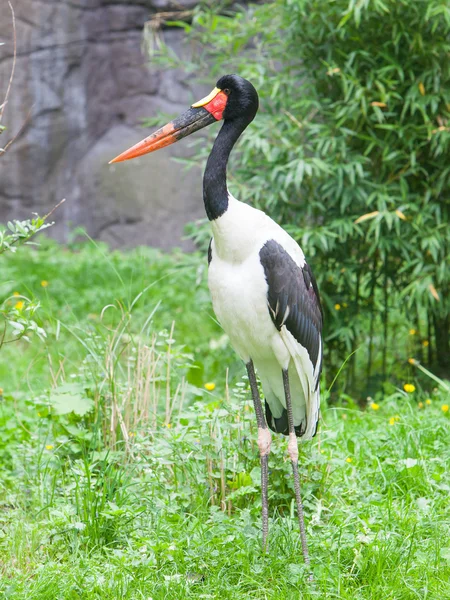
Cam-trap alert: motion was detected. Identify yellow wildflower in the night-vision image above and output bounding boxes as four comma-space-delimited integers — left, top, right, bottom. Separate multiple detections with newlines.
409, 329, 416, 335
0, 388, 3, 395
204, 382, 216, 391
425, 399, 432, 405
346, 457, 352, 463
45, 444, 54, 450
389, 417, 396, 426
13, 291, 20, 297
404, 384, 416, 393
370, 402, 380, 410
422, 340, 429, 347
15, 300, 24, 310
41, 280, 49, 288
441, 405, 449, 413
418, 401, 424, 409
166, 423, 172, 429
408, 358, 417, 365
334, 304, 341, 311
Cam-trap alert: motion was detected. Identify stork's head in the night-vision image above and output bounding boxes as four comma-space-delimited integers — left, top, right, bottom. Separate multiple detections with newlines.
109, 74, 259, 164
211, 74, 259, 124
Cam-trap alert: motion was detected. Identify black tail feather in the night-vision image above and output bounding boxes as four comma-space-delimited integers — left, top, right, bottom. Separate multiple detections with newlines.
264, 400, 307, 438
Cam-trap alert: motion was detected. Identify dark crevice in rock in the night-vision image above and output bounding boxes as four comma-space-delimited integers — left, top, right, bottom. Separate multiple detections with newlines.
94, 216, 141, 237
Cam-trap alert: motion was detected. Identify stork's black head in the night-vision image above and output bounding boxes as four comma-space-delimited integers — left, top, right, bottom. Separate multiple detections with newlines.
215, 74, 259, 124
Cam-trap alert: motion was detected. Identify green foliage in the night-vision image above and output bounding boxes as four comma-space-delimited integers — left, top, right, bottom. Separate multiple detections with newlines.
0, 294, 46, 348
146, 0, 450, 393
0, 217, 53, 255
0, 237, 236, 393
1, 240, 449, 597
49, 383, 94, 417
0, 215, 57, 349
1, 359, 450, 597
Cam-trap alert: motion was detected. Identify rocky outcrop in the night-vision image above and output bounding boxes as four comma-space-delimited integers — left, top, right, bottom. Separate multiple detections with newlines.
0, 0, 209, 249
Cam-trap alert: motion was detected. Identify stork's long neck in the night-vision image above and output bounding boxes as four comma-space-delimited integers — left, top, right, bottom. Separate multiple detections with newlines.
203, 118, 247, 221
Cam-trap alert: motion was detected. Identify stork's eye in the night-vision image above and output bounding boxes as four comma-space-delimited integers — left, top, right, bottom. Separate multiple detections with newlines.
223, 88, 231, 96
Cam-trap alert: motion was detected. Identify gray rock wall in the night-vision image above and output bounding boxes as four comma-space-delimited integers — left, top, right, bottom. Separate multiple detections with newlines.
0, 0, 209, 249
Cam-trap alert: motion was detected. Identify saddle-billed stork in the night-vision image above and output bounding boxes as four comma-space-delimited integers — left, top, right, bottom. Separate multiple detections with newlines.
110, 75, 323, 563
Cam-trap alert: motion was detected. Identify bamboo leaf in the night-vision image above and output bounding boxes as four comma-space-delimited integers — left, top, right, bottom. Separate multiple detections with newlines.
429, 284, 440, 301
354, 211, 379, 224
395, 209, 407, 221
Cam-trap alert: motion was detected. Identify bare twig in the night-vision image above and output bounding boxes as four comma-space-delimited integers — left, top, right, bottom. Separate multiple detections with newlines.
147, 9, 194, 31
0, 109, 32, 156
43, 198, 66, 220
0, 2, 17, 124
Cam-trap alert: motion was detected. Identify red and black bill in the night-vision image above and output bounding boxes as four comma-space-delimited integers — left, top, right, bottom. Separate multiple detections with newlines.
109, 89, 228, 164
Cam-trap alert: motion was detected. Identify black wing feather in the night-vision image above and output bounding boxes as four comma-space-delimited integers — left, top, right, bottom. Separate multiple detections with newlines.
207, 238, 212, 265
259, 240, 323, 372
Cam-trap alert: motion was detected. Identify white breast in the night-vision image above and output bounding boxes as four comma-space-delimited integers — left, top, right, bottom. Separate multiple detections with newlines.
207, 194, 299, 365
208, 251, 278, 362
210, 195, 305, 267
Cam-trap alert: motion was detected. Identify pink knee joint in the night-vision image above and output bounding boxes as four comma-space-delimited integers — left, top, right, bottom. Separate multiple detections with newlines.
288, 432, 298, 462
257, 427, 272, 457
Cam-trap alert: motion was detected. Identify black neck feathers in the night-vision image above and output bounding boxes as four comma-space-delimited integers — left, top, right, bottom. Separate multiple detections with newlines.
203, 118, 247, 221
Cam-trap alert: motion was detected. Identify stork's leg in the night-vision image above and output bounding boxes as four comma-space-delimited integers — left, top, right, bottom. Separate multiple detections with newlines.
246, 360, 271, 551
282, 368, 310, 566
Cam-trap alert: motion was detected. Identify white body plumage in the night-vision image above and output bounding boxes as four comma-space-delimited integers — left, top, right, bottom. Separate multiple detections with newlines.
208, 195, 321, 440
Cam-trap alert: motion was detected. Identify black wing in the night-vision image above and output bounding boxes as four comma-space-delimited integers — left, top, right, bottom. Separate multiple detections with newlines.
259, 239, 323, 373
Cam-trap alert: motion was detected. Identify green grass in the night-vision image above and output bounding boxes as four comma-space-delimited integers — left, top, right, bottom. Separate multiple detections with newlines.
1, 240, 449, 599
0, 237, 237, 392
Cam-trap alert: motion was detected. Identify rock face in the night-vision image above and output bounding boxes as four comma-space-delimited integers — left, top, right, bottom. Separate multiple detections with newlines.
0, 0, 209, 249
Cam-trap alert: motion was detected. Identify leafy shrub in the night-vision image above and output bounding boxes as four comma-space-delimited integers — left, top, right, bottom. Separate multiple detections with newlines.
0, 216, 57, 349
146, 0, 450, 394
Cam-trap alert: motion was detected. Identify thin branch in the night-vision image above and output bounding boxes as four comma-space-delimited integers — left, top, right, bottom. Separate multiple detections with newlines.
147, 9, 194, 31
43, 197, 66, 220
0, 108, 32, 157
0, 2, 17, 124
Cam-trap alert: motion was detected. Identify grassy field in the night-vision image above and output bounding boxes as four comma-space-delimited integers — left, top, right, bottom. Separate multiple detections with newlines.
1, 239, 449, 599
